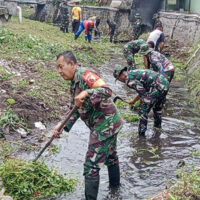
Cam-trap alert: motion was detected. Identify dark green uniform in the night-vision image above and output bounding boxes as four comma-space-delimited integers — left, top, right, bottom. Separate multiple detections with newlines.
125, 69, 169, 135
133, 18, 142, 40
123, 39, 144, 70
64, 67, 123, 177
59, 0, 69, 33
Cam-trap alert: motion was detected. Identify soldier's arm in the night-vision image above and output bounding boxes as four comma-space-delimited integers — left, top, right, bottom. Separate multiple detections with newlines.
86, 87, 112, 105
143, 56, 149, 69
128, 94, 140, 105
159, 33, 165, 52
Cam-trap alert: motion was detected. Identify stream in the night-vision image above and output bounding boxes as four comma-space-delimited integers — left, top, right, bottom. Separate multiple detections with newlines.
20, 51, 200, 200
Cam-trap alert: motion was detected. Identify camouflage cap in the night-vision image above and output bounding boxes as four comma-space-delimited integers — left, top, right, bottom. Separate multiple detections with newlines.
139, 44, 153, 55
135, 13, 141, 19
152, 13, 159, 19
113, 66, 127, 81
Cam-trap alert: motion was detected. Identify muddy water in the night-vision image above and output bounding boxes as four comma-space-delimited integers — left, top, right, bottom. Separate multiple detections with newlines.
20, 52, 200, 200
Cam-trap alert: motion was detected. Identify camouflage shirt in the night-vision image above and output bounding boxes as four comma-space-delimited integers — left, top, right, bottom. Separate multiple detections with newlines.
123, 39, 144, 54
64, 67, 123, 144
153, 19, 162, 30
148, 51, 174, 74
125, 69, 169, 97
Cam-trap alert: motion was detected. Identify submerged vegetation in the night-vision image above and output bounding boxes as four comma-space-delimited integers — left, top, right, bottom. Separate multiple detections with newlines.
0, 159, 77, 200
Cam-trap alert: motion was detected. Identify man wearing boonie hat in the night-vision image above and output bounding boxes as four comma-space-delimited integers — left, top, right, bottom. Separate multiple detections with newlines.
139, 43, 175, 83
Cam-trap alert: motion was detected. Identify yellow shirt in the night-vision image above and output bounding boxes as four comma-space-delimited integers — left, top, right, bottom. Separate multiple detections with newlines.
72, 6, 81, 20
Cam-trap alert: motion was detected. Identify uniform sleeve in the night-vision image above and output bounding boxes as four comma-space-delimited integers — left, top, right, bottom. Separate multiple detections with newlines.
64, 105, 80, 132
160, 33, 165, 42
86, 87, 112, 105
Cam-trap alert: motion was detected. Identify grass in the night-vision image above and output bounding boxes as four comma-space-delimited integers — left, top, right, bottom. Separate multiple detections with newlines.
167, 167, 200, 200
0, 159, 77, 200
1, 17, 113, 66
0, 108, 26, 130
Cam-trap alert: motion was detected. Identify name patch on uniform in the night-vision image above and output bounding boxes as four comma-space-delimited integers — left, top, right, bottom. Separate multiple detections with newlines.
82, 70, 106, 88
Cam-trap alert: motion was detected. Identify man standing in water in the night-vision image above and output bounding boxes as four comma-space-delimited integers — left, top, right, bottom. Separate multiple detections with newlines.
54, 51, 123, 200
113, 66, 169, 136
123, 39, 145, 70
139, 44, 175, 83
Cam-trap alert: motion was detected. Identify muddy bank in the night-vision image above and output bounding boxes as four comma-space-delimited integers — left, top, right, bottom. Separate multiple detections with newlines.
0, 58, 70, 140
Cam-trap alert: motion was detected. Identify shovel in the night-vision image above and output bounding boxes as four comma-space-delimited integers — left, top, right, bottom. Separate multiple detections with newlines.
33, 106, 77, 161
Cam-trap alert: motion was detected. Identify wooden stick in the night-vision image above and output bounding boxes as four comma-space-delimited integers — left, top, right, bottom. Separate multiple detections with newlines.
33, 106, 77, 161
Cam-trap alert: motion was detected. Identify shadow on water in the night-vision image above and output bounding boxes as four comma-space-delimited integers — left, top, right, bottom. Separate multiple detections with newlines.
20, 52, 200, 200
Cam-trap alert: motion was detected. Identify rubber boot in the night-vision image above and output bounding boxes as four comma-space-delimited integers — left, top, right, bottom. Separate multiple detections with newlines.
85, 176, 99, 200
107, 164, 120, 188
74, 35, 78, 40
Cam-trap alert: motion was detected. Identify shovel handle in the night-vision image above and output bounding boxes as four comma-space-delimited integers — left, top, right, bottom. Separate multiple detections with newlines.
33, 106, 77, 161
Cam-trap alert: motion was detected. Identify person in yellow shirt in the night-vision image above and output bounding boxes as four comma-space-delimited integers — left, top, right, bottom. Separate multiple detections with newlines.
71, 1, 82, 34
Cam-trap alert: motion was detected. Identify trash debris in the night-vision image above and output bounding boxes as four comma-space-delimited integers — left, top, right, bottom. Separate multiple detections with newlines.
34, 122, 46, 130
16, 128, 27, 138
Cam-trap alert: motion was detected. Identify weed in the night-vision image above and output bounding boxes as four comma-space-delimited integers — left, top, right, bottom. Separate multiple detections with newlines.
0, 159, 77, 200
0, 65, 12, 80
0, 108, 26, 130
6, 99, 16, 105
189, 149, 200, 157
48, 145, 60, 155
121, 113, 139, 123
168, 167, 200, 200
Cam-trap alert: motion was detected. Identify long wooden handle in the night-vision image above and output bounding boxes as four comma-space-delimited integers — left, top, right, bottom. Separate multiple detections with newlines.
33, 106, 77, 161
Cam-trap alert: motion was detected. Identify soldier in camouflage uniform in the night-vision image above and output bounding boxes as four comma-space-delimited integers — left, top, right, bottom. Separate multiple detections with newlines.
123, 39, 145, 70
139, 44, 175, 82
54, 51, 123, 200
107, 19, 118, 43
113, 66, 169, 136
133, 13, 142, 40
58, 0, 69, 33
153, 13, 162, 30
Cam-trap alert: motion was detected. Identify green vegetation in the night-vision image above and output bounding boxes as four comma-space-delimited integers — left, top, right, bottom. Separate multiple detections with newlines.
1, 17, 112, 65
0, 65, 12, 80
0, 109, 26, 130
0, 159, 77, 200
121, 113, 139, 123
6, 98, 16, 105
167, 167, 200, 200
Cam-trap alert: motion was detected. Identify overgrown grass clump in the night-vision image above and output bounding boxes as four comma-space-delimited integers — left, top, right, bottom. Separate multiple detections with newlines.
0, 159, 77, 200
168, 167, 200, 200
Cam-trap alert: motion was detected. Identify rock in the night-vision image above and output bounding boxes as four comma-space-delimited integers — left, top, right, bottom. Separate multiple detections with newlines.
29, 79, 35, 84
34, 122, 46, 130
17, 128, 28, 138
0, 90, 6, 94
0, 188, 13, 200
110, 1, 122, 8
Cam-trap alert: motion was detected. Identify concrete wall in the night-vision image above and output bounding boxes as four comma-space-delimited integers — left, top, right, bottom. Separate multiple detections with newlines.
160, 11, 200, 45
35, 2, 132, 36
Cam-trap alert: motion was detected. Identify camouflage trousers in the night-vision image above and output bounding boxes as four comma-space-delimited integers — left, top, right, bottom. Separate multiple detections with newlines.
60, 15, 69, 33
123, 49, 136, 70
138, 89, 168, 135
133, 26, 142, 40
110, 28, 118, 43
84, 134, 119, 178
